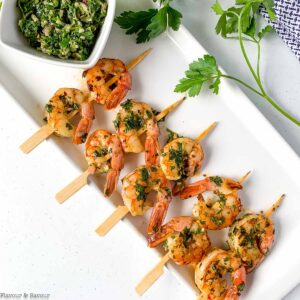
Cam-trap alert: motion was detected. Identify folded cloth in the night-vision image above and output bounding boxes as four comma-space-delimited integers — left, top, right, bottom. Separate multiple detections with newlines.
261, 0, 300, 61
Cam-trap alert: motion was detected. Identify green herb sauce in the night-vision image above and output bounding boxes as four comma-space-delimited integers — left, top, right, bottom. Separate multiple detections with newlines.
17, 0, 108, 60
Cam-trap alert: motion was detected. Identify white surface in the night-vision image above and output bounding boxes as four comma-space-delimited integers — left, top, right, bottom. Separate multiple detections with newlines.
0, 0, 116, 68
0, 1, 300, 300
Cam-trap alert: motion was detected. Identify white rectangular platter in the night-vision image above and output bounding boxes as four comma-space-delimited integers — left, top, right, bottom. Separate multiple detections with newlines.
1, 0, 300, 299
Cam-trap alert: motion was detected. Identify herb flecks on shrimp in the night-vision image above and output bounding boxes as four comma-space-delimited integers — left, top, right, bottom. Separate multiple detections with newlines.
84, 58, 132, 110
180, 175, 247, 230
148, 216, 211, 265
228, 194, 285, 273
114, 98, 185, 165
85, 129, 124, 197
45, 88, 86, 138
195, 248, 246, 300
122, 165, 172, 234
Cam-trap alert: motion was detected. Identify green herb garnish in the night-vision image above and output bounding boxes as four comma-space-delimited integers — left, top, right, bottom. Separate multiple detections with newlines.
115, 0, 182, 44
17, 0, 108, 60
209, 176, 223, 186
121, 99, 133, 111
136, 184, 147, 201
94, 147, 109, 157
140, 168, 149, 181
174, 0, 300, 126
45, 104, 54, 113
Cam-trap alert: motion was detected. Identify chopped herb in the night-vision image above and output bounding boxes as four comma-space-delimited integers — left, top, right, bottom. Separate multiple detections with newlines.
179, 227, 193, 248
121, 99, 133, 111
17, 0, 108, 61
124, 112, 144, 132
136, 184, 146, 201
210, 216, 225, 226
66, 123, 73, 130
45, 104, 54, 113
209, 176, 223, 186
166, 128, 181, 143
146, 110, 153, 118
94, 147, 109, 157
169, 142, 184, 169
113, 116, 121, 129
237, 283, 245, 292
140, 167, 149, 181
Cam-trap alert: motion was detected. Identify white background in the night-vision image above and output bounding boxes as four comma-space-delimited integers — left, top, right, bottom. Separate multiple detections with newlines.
0, 0, 299, 299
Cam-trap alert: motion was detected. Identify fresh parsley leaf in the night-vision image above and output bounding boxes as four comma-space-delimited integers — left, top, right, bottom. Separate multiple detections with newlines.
174, 55, 222, 96
147, 6, 168, 39
212, 1, 224, 15
115, 9, 157, 43
167, 6, 183, 31
258, 24, 274, 40
262, 0, 276, 20
115, 1, 182, 43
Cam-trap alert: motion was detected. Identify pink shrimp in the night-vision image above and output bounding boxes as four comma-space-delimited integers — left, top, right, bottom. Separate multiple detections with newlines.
195, 249, 246, 300
73, 101, 95, 144
84, 58, 132, 110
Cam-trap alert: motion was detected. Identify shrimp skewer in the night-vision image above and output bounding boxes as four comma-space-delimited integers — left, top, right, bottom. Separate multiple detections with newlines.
136, 217, 211, 296
160, 122, 217, 195
20, 50, 152, 154
228, 194, 284, 273
113, 97, 185, 165
55, 98, 183, 204
56, 129, 124, 203
195, 249, 246, 300
180, 172, 250, 230
96, 165, 172, 236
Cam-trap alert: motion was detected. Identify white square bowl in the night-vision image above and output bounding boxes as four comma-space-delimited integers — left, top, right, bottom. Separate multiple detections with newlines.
0, 0, 116, 69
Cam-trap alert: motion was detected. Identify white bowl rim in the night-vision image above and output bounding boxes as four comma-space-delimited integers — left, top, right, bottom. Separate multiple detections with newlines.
0, 0, 116, 69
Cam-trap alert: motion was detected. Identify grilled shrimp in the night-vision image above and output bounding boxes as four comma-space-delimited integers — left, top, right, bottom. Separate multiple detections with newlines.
84, 58, 132, 110
160, 137, 204, 181
45, 88, 86, 138
114, 100, 161, 164
85, 129, 124, 197
195, 249, 246, 300
227, 213, 274, 273
73, 101, 95, 144
122, 165, 172, 234
148, 216, 211, 265
227, 195, 284, 273
180, 176, 243, 230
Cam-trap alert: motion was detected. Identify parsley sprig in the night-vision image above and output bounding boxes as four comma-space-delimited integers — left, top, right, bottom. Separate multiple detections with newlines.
115, 0, 182, 43
175, 0, 300, 126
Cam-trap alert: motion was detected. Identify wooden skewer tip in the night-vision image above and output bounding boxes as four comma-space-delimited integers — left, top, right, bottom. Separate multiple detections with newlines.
238, 171, 251, 184
195, 121, 218, 143
265, 194, 285, 218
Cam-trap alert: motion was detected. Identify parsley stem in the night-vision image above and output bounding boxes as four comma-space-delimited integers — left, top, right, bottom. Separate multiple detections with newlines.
257, 41, 261, 82
263, 95, 300, 126
237, 13, 261, 90
222, 75, 300, 126
221, 75, 264, 97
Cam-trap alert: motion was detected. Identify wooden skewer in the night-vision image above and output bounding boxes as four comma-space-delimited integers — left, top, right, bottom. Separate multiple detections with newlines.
238, 171, 251, 184
155, 96, 186, 121
20, 50, 152, 154
134, 170, 252, 295
135, 253, 170, 296
95, 205, 129, 236
55, 169, 90, 204
105, 48, 152, 88
194, 121, 217, 144
20, 124, 55, 154
265, 194, 285, 218
94, 97, 185, 234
